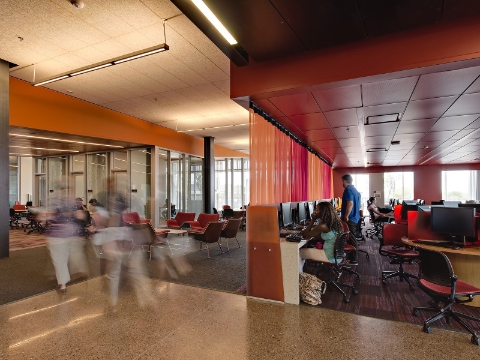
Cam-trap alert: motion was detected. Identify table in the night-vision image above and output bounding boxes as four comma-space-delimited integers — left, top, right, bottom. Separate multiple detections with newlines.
402, 237, 480, 307
279, 239, 308, 304
154, 228, 188, 257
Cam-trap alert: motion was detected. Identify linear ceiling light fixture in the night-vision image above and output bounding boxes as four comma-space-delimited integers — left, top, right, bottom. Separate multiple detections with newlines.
9, 133, 124, 148
365, 114, 400, 125
33, 19, 169, 87
191, 0, 237, 45
33, 43, 168, 86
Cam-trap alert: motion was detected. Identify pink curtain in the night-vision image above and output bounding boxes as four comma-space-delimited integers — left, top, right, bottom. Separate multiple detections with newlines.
249, 109, 332, 205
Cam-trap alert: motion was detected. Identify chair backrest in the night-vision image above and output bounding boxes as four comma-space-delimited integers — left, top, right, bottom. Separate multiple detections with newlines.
202, 222, 224, 243
418, 248, 454, 287
10, 208, 15, 217
333, 232, 349, 265
223, 208, 234, 218
126, 223, 153, 246
382, 223, 408, 247
175, 212, 196, 226
222, 205, 231, 210
122, 212, 141, 224
232, 210, 246, 219
222, 218, 242, 238
341, 221, 350, 241
394, 204, 403, 223
197, 213, 219, 228
213, 207, 218, 214
12, 204, 25, 211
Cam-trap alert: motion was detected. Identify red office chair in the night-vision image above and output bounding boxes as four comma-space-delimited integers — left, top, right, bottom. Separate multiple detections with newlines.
413, 248, 480, 345
220, 218, 242, 251
380, 223, 419, 292
187, 213, 219, 232
191, 222, 225, 258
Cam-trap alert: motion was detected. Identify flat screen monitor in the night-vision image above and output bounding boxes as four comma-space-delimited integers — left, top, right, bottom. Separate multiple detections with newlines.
307, 201, 315, 219
280, 202, 293, 228
297, 202, 307, 223
443, 201, 460, 208
431, 206, 476, 241
418, 205, 431, 212
459, 203, 480, 213
401, 200, 418, 220
431, 200, 444, 205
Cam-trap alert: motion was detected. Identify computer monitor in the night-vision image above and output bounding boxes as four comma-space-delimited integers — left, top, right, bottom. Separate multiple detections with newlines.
307, 201, 315, 219
418, 205, 431, 212
431, 206, 476, 244
431, 201, 444, 206
443, 201, 460, 208
459, 203, 480, 212
280, 202, 293, 228
401, 200, 418, 220
297, 202, 307, 224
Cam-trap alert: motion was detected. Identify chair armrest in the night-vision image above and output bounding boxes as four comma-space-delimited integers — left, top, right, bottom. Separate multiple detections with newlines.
154, 229, 170, 235
166, 220, 178, 227
139, 219, 151, 223
188, 228, 205, 234
186, 221, 201, 228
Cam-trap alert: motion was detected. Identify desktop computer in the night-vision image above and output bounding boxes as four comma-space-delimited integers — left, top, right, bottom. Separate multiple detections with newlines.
431, 206, 476, 247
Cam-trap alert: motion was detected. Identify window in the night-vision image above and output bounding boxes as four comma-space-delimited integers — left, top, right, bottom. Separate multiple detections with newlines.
384, 172, 414, 203
442, 170, 477, 201
215, 158, 249, 210
9, 156, 19, 206
351, 174, 369, 210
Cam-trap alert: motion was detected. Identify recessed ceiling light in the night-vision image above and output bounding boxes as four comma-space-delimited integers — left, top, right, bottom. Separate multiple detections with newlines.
365, 114, 400, 125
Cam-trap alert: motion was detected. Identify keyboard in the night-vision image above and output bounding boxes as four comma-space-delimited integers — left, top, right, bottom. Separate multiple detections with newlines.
412, 239, 451, 247
286, 232, 304, 242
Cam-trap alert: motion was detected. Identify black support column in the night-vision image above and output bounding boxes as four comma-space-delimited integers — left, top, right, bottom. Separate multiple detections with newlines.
203, 137, 215, 214
0, 59, 9, 258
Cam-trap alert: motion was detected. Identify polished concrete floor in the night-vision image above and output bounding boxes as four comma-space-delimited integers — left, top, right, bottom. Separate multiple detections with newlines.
1, 277, 479, 359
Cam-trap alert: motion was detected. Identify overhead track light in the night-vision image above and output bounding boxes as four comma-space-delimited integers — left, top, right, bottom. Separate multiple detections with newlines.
191, 0, 237, 45
33, 43, 169, 86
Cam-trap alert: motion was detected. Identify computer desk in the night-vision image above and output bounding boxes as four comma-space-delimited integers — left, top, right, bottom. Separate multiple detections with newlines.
402, 237, 480, 307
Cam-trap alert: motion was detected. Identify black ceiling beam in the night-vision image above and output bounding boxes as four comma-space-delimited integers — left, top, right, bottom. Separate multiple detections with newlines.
170, 0, 249, 67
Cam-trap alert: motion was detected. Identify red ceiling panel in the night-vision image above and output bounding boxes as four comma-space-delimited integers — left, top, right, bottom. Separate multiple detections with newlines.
365, 135, 393, 147
305, 128, 337, 141
444, 92, 480, 117
276, 116, 302, 133
289, 112, 330, 131
253, 99, 285, 118
395, 118, 437, 134
332, 126, 360, 139
402, 96, 457, 120
268, 93, 320, 116
362, 77, 417, 106
429, 115, 478, 132
411, 66, 480, 100
314, 139, 342, 148
364, 122, 399, 137
421, 130, 458, 142
311, 85, 362, 112
392, 132, 424, 143
324, 108, 359, 127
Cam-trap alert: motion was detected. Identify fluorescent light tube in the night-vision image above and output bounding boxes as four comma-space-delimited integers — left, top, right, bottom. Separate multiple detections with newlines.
191, 0, 238, 45
113, 48, 166, 64
70, 63, 113, 76
33, 75, 70, 86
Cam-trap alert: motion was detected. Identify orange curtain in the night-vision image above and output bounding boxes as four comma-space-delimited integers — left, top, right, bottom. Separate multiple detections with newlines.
249, 108, 333, 204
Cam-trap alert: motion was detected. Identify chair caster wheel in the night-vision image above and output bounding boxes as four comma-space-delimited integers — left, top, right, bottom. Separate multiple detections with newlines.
471, 335, 480, 345
382, 279, 387, 285
423, 324, 431, 334
343, 297, 350, 303
366, 254, 370, 259
412, 310, 419, 317
352, 289, 359, 295
409, 286, 415, 292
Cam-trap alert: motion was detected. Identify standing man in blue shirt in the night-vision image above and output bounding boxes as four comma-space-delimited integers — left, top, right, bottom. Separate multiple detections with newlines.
341, 174, 361, 264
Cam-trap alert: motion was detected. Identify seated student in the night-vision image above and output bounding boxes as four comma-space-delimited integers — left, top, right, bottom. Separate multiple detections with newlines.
299, 202, 344, 263
367, 197, 394, 222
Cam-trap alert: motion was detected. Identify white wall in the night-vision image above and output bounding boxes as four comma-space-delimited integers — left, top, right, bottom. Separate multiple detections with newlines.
20, 157, 33, 204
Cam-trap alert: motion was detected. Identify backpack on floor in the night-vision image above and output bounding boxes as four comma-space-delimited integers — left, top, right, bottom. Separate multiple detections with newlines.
299, 272, 327, 306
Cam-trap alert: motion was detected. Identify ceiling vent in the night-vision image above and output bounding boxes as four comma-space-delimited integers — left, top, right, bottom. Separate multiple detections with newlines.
365, 113, 400, 125
366, 148, 387, 152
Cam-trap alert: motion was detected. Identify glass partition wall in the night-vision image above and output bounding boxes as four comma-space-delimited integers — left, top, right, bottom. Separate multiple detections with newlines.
33, 147, 207, 227
214, 158, 250, 210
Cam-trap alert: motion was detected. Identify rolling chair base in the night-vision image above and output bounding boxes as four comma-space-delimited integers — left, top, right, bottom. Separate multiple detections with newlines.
381, 261, 418, 292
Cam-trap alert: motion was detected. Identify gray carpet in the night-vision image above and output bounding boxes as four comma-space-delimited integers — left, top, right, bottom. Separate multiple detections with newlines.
0, 231, 247, 306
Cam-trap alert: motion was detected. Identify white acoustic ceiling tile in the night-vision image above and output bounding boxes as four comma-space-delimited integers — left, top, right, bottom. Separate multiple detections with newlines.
365, 136, 393, 147
450, 129, 476, 140
337, 138, 361, 147
362, 77, 418, 106
101, 0, 161, 30
364, 122, 399, 137
213, 80, 230, 94
72, 46, 112, 64
324, 109, 359, 127
412, 66, 480, 100
396, 118, 437, 134
403, 96, 457, 121
115, 30, 158, 51
392, 133, 424, 143
333, 125, 360, 139
92, 39, 133, 57
387, 143, 417, 150
312, 85, 362, 112
444, 92, 480, 117
362, 102, 407, 121
429, 115, 478, 132
421, 130, 458, 142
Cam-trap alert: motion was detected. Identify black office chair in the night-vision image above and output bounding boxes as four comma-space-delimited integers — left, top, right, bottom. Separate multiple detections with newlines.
365, 201, 384, 239
412, 248, 480, 345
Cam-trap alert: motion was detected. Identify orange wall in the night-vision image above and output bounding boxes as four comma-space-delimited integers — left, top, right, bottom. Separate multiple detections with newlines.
10, 78, 246, 158
231, 16, 480, 99
332, 164, 480, 205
